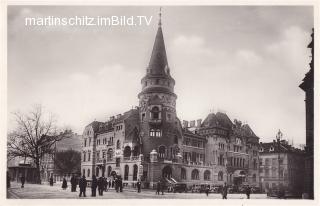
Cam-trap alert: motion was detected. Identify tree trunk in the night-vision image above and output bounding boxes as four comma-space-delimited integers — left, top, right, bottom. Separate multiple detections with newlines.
35, 152, 42, 184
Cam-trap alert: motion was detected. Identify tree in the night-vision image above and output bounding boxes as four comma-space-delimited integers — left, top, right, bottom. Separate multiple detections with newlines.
54, 149, 81, 175
7, 105, 71, 184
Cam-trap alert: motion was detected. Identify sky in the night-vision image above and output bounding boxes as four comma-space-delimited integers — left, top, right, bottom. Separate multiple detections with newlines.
7, 6, 313, 147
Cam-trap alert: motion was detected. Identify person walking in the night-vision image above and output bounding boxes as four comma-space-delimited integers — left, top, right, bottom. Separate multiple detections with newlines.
62, 177, 68, 190
104, 177, 108, 192
119, 177, 123, 192
20, 175, 25, 188
91, 175, 98, 197
49, 176, 54, 186
70, 175, 77, 192
137, 179, 141, 193
160, 179, 164, 195
97, 177, 104, 196
205, 185, 210, 197
222, 183, 228, 199
79, 175, 87, 197
246, 186, 251, 199
156, 180, 161, 195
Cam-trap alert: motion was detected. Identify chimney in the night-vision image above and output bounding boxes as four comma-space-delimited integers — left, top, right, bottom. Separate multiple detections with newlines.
190, 120, 195, 127
196, 119, 202, 128
182, 120, 189, 128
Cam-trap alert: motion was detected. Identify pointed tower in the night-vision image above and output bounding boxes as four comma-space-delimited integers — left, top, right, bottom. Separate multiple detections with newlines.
138, 9, 180, 160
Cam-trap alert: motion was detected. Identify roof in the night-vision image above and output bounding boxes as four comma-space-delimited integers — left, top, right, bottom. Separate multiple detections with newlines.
259, 141, 304, 154
148, 25, 168, 76
201, 112, 233, 129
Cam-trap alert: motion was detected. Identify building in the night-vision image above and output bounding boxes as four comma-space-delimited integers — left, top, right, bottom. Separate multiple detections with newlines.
299, 29, 314, 199
259, 140, 305, 196
81, 12, 260, 189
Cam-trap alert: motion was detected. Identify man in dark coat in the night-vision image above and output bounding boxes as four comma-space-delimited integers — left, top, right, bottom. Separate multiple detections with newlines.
20, 175, 25, 188
119, 177, 123, 192
115, 177, 119, 192
104, 177, 108, 192
79, 175, 87, 197
222, 183, 228, 199
70, 175, 77, 192
246, 186, 251, 199
137, 179, 141, 193
49, 176, 54, 186
62, 177, 68, 190
91, 175, 98, 197
205, 185, 210, 196
97, 177, 104, 196
156, 180, 161, 195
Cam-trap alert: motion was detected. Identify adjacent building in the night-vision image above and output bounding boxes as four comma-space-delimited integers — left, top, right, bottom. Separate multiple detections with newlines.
259, 140, 305, 196
299, 29, 314, 199
81, 13, 260, 189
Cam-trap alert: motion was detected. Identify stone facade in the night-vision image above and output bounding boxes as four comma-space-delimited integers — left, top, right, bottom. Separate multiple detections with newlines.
259, 141, 305, 196
81, 15, 260, 189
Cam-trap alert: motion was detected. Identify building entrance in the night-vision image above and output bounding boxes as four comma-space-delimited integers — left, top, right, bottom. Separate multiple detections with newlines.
162, 166, 172, 179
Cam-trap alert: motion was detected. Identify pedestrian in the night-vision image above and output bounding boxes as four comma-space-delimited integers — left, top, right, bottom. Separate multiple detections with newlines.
70, 175, 77, 192
98, 177, 104, 196
160, 179, 164, 195
205, 185, 210, 196
20, 175, 25, 188
119, 177, 123, 192
62, 177, 68, 190
137, 179, 141, 193
222, 183, 228, 199
104, 177, 108, 192
246, 186, 251, 199
7, 171, 10, 189
49, 176, 54, 186
79, 175, 87, 197
156, 180, 161, 195
91, 175, 98, 197
112, 179, 114, 188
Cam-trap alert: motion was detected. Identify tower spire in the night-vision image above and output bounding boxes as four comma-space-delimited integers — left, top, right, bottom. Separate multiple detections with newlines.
158, 7, 162, 27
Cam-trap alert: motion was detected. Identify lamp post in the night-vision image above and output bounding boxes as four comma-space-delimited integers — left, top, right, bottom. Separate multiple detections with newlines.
276, 129, 283, 197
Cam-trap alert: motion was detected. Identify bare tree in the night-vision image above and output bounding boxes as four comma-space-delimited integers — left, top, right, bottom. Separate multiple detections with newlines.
54, 149, 81, 176
7, 105, 72, 184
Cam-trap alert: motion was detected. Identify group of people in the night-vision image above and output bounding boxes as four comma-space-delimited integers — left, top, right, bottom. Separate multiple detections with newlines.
221, 183, 252, 199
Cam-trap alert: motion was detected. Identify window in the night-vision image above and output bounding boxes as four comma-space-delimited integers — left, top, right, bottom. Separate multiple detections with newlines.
124, 165, 129, 180
181, 168, 186, 180
96, 151, 100, 159
116, 140, 121, 149
204, 170, 211, 180
87, 169, 90, 177
167, 113, 172, 121
133, 165, 138, 181
84, 139, 87, 147
102, 151, 106, 159
123, 146, 131, 158
265, 158, 270, 165
150, 128, 161, 137
151, 106, 160, 119
174, 136, 178, 144
88, 152, 91, 161
141, 113, 146, 121
218, 171, 223, 181
83, 152, 86, 162
116, 158, 120, 167
191, 169, 199, 180
159, 146, 166, 158
265, 168, 270, 177
253, 159, 257, 169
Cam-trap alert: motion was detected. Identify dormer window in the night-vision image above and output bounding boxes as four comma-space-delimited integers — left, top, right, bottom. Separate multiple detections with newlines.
151, 106, 160, 119
269, 146, 274, 152
259, 147, 264, 152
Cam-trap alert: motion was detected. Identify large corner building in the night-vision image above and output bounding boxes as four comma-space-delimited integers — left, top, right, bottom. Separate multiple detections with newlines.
81, 14, 260, 189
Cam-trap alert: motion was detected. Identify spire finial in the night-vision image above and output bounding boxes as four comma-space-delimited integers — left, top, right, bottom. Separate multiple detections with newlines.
158, 7, 162, 27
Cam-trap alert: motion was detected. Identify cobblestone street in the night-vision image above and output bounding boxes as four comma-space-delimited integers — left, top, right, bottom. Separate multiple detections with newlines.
7, 182, 269, 199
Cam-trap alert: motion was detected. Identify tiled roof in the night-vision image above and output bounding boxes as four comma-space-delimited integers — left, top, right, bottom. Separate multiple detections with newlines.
201, 112, 233, 129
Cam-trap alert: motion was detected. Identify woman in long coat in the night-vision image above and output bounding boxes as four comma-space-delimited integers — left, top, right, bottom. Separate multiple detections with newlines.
62, 177, 68, 190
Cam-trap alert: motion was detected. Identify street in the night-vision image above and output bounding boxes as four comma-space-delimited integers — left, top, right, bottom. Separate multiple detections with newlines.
7, 182, 269, 199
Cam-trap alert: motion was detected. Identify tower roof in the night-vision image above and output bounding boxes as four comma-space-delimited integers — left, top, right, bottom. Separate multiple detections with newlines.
148, 10, 169, 76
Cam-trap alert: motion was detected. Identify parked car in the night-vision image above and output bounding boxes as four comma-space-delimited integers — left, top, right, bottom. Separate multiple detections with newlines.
173, 183, 187, 193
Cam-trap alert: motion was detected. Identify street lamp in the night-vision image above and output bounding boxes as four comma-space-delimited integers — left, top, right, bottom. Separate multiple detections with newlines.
276, 129, 283, 198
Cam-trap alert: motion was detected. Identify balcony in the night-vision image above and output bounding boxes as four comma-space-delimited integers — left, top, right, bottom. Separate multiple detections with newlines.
148, 119, 162, 125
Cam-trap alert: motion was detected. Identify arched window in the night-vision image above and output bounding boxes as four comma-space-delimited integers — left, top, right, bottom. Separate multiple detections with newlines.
204, 170, 211, 180
107, 148, 113, 161
96, 167, 99, 177
133, 146, 139, 156
82, 169, 85, 177
133, 164, 138, 181
123, 146, 131, 158
151, 106, 160, 119
116, 140, 121, 149
158, 146, 166, 158
181, 168, 186, 180
87, 169, 90, 177
218, 171, 223, 181
124, 165, 129, 180
252, 174, 256, 182
191, 169, 199, 180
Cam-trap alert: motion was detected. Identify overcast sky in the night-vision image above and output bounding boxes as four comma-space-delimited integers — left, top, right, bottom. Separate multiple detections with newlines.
7, 6, 313, 147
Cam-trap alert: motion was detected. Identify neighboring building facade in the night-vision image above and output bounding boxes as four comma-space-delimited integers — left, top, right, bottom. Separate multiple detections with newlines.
81, 14, 260, 189
299, 29, 314, 199
259, 140, 305, 196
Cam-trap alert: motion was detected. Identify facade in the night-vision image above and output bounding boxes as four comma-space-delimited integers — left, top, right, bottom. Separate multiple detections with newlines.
299, 29, 314, 199
81, 14, 260, 189
259, 140, 305, 196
